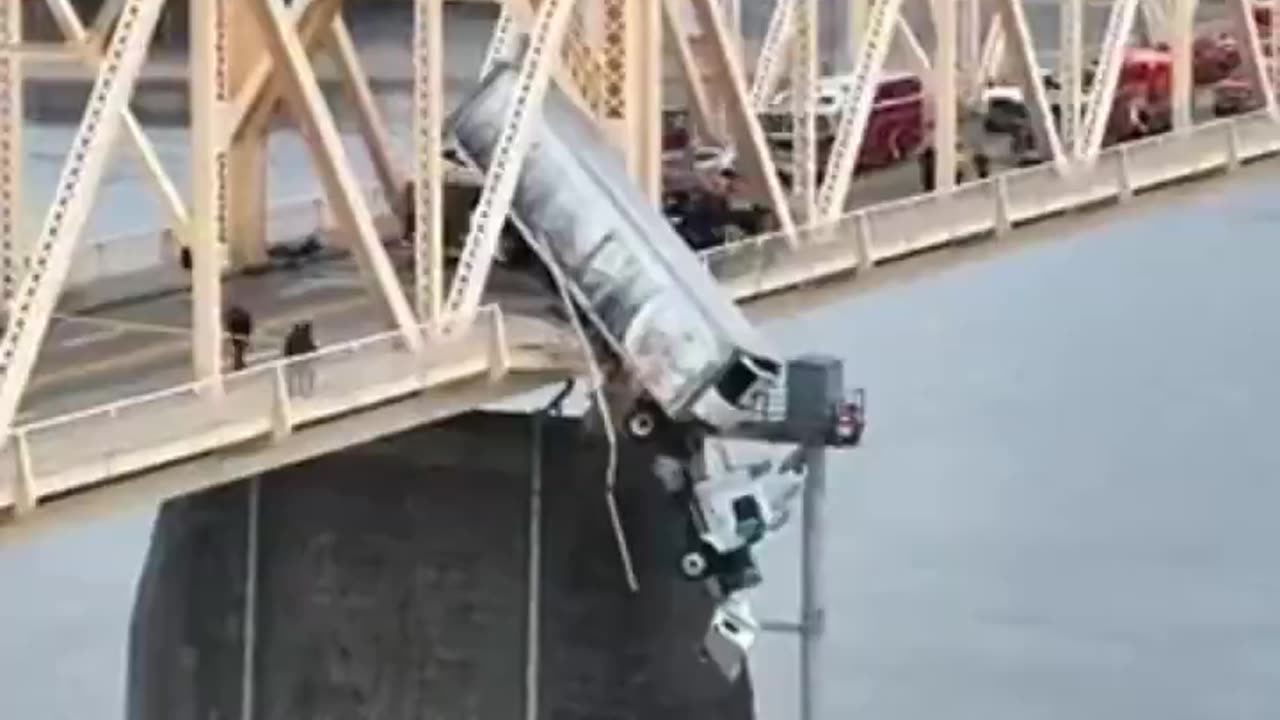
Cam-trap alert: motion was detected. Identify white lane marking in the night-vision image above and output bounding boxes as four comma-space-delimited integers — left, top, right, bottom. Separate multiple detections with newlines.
278, 273, 364, 300
246, 349, 281, 363
59, 328, 127, 349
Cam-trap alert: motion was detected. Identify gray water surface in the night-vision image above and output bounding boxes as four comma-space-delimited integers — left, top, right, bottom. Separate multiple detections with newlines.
750, 176, 1280, 720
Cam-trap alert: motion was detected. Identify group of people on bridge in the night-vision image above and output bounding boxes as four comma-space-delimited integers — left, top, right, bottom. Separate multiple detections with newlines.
224, 305, 319, 396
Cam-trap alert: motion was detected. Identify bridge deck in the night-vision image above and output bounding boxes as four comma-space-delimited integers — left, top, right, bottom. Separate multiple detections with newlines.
2, 110, 1279, 536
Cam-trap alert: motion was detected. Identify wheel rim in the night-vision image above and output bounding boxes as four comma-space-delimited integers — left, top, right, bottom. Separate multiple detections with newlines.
681, 552, 706, 577
629, 413, 654, 437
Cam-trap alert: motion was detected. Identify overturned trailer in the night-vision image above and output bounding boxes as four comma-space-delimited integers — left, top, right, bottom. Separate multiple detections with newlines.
447, 64, 782, 439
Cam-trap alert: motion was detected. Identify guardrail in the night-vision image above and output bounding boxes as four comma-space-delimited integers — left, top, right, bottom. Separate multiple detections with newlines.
0, 305, 570, 517
702, 110, 1280, 301
5, 108, 1279, 519
64, 183, 397, 289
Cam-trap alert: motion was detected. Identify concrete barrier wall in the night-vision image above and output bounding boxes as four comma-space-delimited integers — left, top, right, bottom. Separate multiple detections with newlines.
64, 110, 1280, 312
126, 411, 755, 720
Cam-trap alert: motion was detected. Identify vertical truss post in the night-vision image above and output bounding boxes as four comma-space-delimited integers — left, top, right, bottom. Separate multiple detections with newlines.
958, 0, 981, 98
414, 0, 444, 328
0, 0, 21, 306
246, 0, 423, 353
688, 0, 797, 241
815, 0, 903, 220
44, 0, 190, 236
1170, 0, 1195, 130
597, 0, 664, 200
934, 0, 957, 191
750, 0, 793, 110
0, 0, 166, 434
663, 0, 723, 143
1272, 0, 1280, 95
994, 0, 1066, 169
440, 0, 580, 333
328, 17, 407, 210
1078, 0, 1140, 160
1059, 0, 1084, 148
1229, 0, 1279, 117
598, 0, 630, 146
791, 0, 817, 222
190, 0, 229, 390
630, 0, 664, 202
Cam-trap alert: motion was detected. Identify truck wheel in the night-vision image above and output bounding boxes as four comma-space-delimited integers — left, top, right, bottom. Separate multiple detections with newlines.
680, 550, 709, 580
625, 406, 658, 440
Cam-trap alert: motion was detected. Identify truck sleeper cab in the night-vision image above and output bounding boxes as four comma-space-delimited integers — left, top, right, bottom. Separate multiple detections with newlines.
447, 62, 782, 438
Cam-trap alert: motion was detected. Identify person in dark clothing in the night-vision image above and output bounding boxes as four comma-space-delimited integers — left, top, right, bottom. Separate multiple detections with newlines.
282, 321, 318, 396
719, 169, 770, 237
224, 305, 253, 371
918, 146, 937, 192
974, 151, 992, 179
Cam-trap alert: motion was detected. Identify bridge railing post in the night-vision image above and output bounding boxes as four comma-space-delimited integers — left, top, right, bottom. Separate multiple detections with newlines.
1116, 146, 1134, 201
853, 211, 874, 271
993, 174, 1013, 235
486, 305, 512, 380
1225, 120, 1243, 170
11, 430, 36, 516
270, 362, 293, 441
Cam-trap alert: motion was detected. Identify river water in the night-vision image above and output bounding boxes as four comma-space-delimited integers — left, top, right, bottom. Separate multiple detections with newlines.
748, 174, 1280, 719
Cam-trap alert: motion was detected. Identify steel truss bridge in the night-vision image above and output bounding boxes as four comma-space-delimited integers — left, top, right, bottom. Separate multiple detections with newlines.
0, 0, 1278, 541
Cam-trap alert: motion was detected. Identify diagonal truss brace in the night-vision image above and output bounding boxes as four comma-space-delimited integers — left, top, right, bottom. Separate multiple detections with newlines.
1078, 0, 1141, 159
994, 0, 1065, 169
1228, 0, 1279, 117
227, 0, 340, 140
663, 0, 726, 145
816, 0, 903, 221
440, 0, 580, 334
751, 0, 794, 110
0, 0, 167, 435
43, 0, 189, 235
246, 0, 422, 353
481, 5, 520, 77
326, 17, 406, 208
688, 0, 797, 243
496, 0, 597, 119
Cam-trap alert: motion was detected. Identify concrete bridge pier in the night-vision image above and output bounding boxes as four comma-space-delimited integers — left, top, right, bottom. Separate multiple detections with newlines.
125, 411, 756, 719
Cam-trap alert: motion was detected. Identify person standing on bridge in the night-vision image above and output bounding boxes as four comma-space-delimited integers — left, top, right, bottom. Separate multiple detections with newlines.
283, 321, 318, 396
225, 304, 254, 371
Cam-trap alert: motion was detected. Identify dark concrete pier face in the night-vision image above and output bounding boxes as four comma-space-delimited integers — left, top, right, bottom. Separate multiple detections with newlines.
127, 412, 755, 719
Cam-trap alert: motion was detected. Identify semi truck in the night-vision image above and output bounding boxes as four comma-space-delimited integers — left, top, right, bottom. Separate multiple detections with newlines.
446, 63, 783, 441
